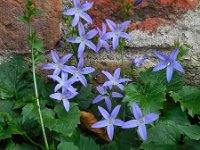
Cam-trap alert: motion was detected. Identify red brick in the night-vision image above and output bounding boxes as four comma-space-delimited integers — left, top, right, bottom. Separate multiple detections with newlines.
0, 0, 62, 51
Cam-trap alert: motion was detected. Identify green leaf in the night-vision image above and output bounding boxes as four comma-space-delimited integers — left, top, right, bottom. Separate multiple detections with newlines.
184, 138, 200, 150
76, 135, 100, 150
44, 103, 80, 136
141, 142, 178, 150
76, 84, 95, 109
170, 86, 200, 115
0, 57, 29, 99
138, 68, 185, 92
57, 142, 79, 150
178, 125, 200, 140
6, 143, 36, 150
123, 83, 166, 115
22, 103, 38, 122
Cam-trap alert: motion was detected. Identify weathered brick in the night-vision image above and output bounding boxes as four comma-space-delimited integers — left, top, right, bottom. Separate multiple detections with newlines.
0, 0, 62, 51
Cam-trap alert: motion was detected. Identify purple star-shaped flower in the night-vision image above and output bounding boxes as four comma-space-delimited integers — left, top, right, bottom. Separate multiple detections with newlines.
102, 68, 132, 90
92, 86, 123, 111
104, 19, 131, 49
122, 103, 159, 141
63, 57, 95, 87
96, 23, 110, 52
67, 22, 98, 58
42, 50, 73, 75
153, 49, 184, 82
63, 0, 93, 26
92, 105, 124, 141
50, 90, 78, 112
131, 55, 148, 67
48, 73, 76, 93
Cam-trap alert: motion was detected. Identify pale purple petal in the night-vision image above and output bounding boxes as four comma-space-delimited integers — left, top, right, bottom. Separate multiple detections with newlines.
103, 41, 110, 52
103, 32, 113, 40
138, 124, 147, 141
154, 51, 167, 60
48, 75, 62, 83
53, 68, 61, 76
122, 120, 139, 128
73, 37, 81, 43
73, 0, 80, 8
118, 78, 132, 83
49, 93, 62, 101
63, 99, 70, 112
166, 66, 173, 82
42, 64, 55, 70
170, 48, 179, 60
132, 103, 143, 120
96, 41, 102, 52
63, 8, 76, 15
102, 70, 113, 81
117, 84, 124, 90
173, 61, 184, 73
105, 97, 112, 111
107, 125, 114, 140
144, 113, 159, 124
78, 43, 85, 58
98, 106, 110, 120
81, 1, 94, 11
78, 22, 85, 36
112, 92, 123, 98
80, 12, 93, 24
62, 66, 76, 74
153, 61, 167, 72
85, 40, 96, 51
102, 23, 106, 34
78, 74, 87, 87
51, 50, 59, 63
54, 84, 63, 92
81, 67, 95, 74
114, 119, 124, 126
78, 57, 84, 68
92, 120, 108, 128
114, 68, 120, 79
120, 32, 131, 40
86, 29, 98, 39
72, 14, 80, 27
111, 105, 121, 119
92, 95, 104, 104
96, 86, 105, 94
106, 19, 116, 31
119, 20, 131, 31
60, 53, 73, 64
103, 81, 113, 89
112, 36, 119, 49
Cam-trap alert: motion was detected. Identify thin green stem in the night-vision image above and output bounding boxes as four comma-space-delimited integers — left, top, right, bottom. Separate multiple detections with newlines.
119, 39, 125, 77
30, 25, 49, 150
23, 132, 44, 149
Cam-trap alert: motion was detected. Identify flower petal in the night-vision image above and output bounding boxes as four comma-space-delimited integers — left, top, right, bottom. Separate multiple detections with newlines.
42, 63, 55, 70
78, 57, 84, 68
153, 61, 167, 72
72, 14, 80, 27
92, 95, 104, 104
170, 48, 179, 60
154, 51, 167, 60
105, 97, 112, 111
102, 70, 113, 81
102, 23, 107, 34
80, 12, 93, 24
78, 74, 87, 87
144, 113, 159, 124
112, 92, 123, 98
81, 67, 95, 74
49, 93, 62, 101
111, 105, 121, 119
92, 120, 107, 128
54, 84, 63, 92
103, 41, 110, 52
73, 0, 80, 8
173, 61, 184, 73
166, 66, 173, 82
114, 119, 124, 126
107, 125, 114, 140
117, 84, 124, 90
114, 68, 120, 79
96, 41, 102, 52
78, 43, 86, 58
78, 22, 85, 35
98, 106, 110, 120
86, 29, 98, 39
119, 20, 131, 31
103, 32, 113, 40
112, 36, 119, 49
120, 32, 131, 40
48, 75, 62, 83
122, 120, 139, 128
106, 19, 116, 31
138, 124, 147, 141
85, 40, 96, 51
53, 68, 61, 76
63, 99, 70, 112
63, 8, 76, 15
81, 1, 94, 11
51, 50, 59, 63
61, 53, 73, 64
132, 103, 143, 120
118, 78, 132, 83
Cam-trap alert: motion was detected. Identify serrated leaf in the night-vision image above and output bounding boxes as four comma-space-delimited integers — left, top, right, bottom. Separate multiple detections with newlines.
22, 103, 38, 122
76, 84, 95, 109
76, 135, 100, 150
178, 125, 200, 140
141, 142, 177, 150
123, 83, 166, 115
0, 57, 29, 99
44, 103, 80, 136
170, 86, 200, 115
57, 142, 79, 150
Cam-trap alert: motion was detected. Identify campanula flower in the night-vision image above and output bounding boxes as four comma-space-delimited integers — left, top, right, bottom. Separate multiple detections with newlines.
153, 49, 184, 82
48, 73, 76, 93
134, 0, 143, 6
96, 23, 110, 52
42, 50, 73, 75
63, 57, 95, 87
92, 105, 124, 140
104, 19, 131, 49
122, 103, 159, 141
92, 86, 123, 111
67, 22, 98, 58
63, 0, 94, 26
50, 90, 78, 112
102, 68, 132, 90
131, 55, 148, 67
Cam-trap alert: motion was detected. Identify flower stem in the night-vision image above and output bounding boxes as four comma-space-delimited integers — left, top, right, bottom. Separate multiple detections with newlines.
30, 26, 49, 150
119, 39, 125, 77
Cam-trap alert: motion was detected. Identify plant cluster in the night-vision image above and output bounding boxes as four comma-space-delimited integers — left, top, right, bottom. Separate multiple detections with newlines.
0, 0, 199, 150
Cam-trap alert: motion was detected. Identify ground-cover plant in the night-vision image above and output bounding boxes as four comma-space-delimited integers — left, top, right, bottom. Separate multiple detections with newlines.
0, 0, 200, 150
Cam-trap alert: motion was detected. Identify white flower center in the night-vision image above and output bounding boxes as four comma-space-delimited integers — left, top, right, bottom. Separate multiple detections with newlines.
139, 118, 145, 124
74, 69, 80, 76
75, 9, 82, 14
111, 80, 118, 85
61, 94, 66, 100
167, 59, 173, 66
55, 63, 63, 69
81, 37, 86, 43
115, 30, 120, 36
107, 119, 114, 125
